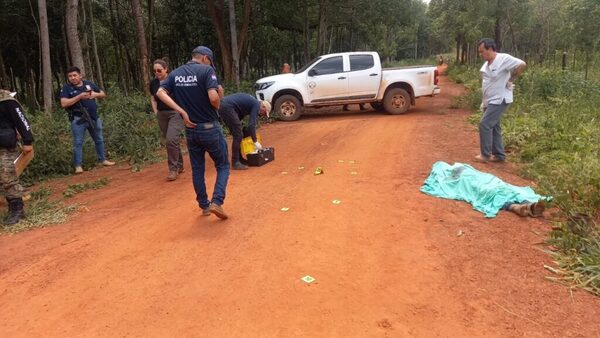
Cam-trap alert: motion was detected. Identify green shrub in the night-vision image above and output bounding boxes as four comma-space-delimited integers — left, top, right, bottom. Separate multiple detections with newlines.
448, 63, 600, 295
20, 89, 161, 184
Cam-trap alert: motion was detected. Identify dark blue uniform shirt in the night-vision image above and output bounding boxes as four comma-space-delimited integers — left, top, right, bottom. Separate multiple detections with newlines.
220, 93, 261, 142
59, 80, 102, 120
161, 61, 220, 124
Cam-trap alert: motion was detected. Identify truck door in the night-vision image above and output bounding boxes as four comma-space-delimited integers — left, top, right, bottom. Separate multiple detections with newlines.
306, 56, 348, 103
348, 54, 379, 99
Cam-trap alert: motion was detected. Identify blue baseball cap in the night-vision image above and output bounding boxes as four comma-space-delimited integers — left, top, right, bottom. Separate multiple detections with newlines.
192, 46, 214, 67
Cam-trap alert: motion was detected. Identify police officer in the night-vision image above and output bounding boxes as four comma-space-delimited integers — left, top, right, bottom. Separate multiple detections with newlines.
156, 46, 230, 220
0, 90, 34, 226
59, 66, 115, 174
219, 93, 271, 170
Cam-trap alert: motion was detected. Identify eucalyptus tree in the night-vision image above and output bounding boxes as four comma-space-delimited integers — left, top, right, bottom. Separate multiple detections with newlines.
66, 0, 85, 74
38, 0, 53, 114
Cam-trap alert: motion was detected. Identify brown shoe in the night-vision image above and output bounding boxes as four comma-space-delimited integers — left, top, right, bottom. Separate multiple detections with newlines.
178, 167, 185, 174
201, 207, 211, 216
167, 171, 178, 181
209, 203, 228, 220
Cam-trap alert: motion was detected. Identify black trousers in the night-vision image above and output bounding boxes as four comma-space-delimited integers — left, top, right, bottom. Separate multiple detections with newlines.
220, 108, 251, 164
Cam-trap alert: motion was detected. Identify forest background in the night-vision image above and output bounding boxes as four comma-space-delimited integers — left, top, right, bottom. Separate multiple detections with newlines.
0, 0, 599, 294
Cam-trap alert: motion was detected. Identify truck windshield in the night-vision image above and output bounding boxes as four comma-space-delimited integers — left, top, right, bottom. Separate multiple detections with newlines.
296, 57, 322, 73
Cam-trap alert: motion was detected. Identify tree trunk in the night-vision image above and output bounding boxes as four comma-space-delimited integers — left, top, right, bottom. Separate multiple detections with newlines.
62, 20, 71, 67
494, 0, 502, 51
505, 8, 518, 55
79, 0, 94, 82
109, 0, 127, 93
147, 0, 155, 62
236, 0, 251, 80
316, 0, 328, 55
303, 2, 311, 63
132, 0, 150, 95
455, 36, 460, 64
228, 0, 240, 89
207, 0, 233, 82
66, 0, 85, 75
38, 0, 53, 114
0, 52, 9, 88
87, 0, 104, 89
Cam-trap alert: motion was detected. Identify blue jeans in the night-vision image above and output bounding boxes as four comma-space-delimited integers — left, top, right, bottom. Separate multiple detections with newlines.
479, 101, 509, 160
71, 116, 107, 166
186, 123, 230, 209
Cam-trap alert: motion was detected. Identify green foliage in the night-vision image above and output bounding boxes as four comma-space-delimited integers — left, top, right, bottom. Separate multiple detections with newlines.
547, 226, 600, 295
448, 62, 600, 295
446, 65, 481, 110
63, 177, 110, 198
20, 90, 161, 184
100, 87, 162, 165
0, 187, 78, 234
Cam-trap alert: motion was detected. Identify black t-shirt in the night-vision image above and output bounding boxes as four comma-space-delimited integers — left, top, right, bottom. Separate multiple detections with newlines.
0, 99, 34, 145
149, 78, 170, 111
160, 61, 220, 124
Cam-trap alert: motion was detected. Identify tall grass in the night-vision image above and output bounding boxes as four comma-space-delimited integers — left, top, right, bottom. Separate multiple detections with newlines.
447, 64, 600, 295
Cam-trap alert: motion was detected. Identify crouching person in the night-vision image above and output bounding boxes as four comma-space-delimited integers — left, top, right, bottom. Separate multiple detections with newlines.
0, 90, 34, 226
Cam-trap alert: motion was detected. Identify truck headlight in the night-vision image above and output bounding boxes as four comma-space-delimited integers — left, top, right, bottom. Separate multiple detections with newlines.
255, 81, 274, 91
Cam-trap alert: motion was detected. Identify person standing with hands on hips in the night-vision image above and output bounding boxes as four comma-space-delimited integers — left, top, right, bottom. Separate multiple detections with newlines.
157, 46, 231, 220
0, 90, 34, 226
150, 59, 185, 181
476, 38, 526, 163
219, 93, 271, 170
60, 66, 115, 174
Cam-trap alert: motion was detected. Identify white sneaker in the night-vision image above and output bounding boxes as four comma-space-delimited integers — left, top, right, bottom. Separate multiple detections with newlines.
75, 166, 84, 174
100, 160, 115, 166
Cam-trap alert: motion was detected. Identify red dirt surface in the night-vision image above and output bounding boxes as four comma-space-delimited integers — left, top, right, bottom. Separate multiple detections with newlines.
1, 70, 599, 337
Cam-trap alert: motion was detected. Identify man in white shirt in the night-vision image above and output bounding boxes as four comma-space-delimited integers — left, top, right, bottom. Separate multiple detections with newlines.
476, 38, 526, 163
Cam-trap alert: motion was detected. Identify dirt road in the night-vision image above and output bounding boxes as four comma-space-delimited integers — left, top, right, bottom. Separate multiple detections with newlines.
1, 74, 599, 337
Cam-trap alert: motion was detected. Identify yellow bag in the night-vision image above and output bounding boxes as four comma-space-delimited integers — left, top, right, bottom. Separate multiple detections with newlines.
240, 133, 262, 156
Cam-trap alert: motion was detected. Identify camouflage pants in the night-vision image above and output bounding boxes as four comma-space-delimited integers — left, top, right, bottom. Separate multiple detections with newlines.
0, 147, 24, 199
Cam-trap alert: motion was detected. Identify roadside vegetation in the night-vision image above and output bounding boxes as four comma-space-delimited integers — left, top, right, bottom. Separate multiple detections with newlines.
447, 63, 600, 295
20, 89, 160, 185
63, 177, 110, 198
0, 187, 78, 234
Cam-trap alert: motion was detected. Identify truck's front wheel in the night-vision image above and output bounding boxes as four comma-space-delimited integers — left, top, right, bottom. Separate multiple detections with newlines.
383, 88, 411, 114
274, 95, 303, 121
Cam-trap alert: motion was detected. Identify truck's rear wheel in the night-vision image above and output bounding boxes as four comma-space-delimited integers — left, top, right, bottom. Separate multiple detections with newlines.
274, 95, 303, 121
383, 88, 411, 114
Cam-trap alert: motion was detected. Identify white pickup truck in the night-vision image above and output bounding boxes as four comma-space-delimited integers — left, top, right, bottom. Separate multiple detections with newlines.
254, 51, 440, 121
